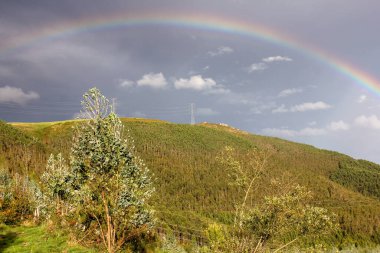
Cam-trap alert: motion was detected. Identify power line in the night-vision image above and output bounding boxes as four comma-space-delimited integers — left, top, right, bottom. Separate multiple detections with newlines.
0, 103, 191, 117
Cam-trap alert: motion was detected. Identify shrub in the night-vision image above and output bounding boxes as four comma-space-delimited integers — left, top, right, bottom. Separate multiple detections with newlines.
0, 168, 39, 224
40, 88, 155, 252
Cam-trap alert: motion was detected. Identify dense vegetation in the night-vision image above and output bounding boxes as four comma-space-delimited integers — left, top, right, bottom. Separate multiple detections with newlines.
0, 120, 46, 177
330, 159, 380, 200
2, 114, 380, 250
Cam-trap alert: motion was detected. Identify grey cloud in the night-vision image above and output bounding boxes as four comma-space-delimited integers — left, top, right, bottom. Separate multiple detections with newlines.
0, 86, 39, 105
0, 0, 379, 163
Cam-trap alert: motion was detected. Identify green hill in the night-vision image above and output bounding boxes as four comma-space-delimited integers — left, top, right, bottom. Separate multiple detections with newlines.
3, 118, 380, 247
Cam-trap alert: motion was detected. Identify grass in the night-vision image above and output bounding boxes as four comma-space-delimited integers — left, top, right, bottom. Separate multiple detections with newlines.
0, 224, 96, 253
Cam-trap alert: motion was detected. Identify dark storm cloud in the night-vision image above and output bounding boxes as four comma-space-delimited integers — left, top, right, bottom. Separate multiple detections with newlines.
0, 0, 379, 162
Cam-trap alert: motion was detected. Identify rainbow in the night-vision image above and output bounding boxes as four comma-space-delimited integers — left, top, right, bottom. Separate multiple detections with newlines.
2, 11, 380, 95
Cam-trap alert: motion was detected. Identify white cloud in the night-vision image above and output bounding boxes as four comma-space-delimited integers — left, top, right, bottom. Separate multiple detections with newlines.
248, 55, 292, 73
290, 101, 331, 112
272, 104, 288, 113
328, 121, 350, 131
272, 101, 331, 113
197, 107, 220, 116
137, 72, 167, 89
174, 75, 230, 95
262, 127, 326, 137
204, 87, 231, 95
174, 75, 216, 90
0, 86, 39, 105
354, 115, 380, 129
278, 88, 303, 97
119, 79, 134, 88
249, 101, 277, 114
208, 46, 234, 56
262, 56, 293, 63
357, 94, 367, 103
262, 128, 296, 137
262, 120, 349, 138
299, 127, 327, 136
248, 63, 267, 72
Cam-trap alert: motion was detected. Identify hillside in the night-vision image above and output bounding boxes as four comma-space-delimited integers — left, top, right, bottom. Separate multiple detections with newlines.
0, 120, 46, 178
3, 118, 380, 247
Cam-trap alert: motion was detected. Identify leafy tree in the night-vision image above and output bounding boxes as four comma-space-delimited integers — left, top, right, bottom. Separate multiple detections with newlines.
214, 146, 272, 252
41, 88, 155, 252
216, 146, 337, 252
39, 153, 71, 219
218, 146, 271, 227
244, 183, 338, 248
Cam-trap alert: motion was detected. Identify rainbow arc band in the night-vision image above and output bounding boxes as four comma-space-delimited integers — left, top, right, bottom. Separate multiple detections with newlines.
1, 11, 379, 95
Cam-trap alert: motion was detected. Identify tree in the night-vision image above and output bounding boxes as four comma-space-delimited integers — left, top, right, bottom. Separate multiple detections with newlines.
40, 153, 71, 219
216, 146, 337, 252
244, 183, 337, 248
213, 146, 271, 252
44, 88, 155, 252
218, 146, 271, 228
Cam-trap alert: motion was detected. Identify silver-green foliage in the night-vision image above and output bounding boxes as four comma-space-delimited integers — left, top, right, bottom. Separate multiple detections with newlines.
39, 153, 71, 219
42, 88, 154, 251
0, 168, 41, 223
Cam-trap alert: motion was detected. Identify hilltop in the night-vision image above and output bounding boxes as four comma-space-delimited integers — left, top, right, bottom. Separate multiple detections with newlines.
1, 118, 380, 248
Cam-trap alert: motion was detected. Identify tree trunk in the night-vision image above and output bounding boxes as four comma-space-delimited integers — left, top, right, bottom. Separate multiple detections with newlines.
102, 191, 114, 253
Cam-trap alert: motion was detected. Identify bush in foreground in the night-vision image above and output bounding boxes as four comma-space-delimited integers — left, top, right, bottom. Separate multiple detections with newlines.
40, 88, 155, 252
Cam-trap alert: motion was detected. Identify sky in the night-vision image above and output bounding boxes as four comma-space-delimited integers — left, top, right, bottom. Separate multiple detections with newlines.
0, 0, 380, 163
